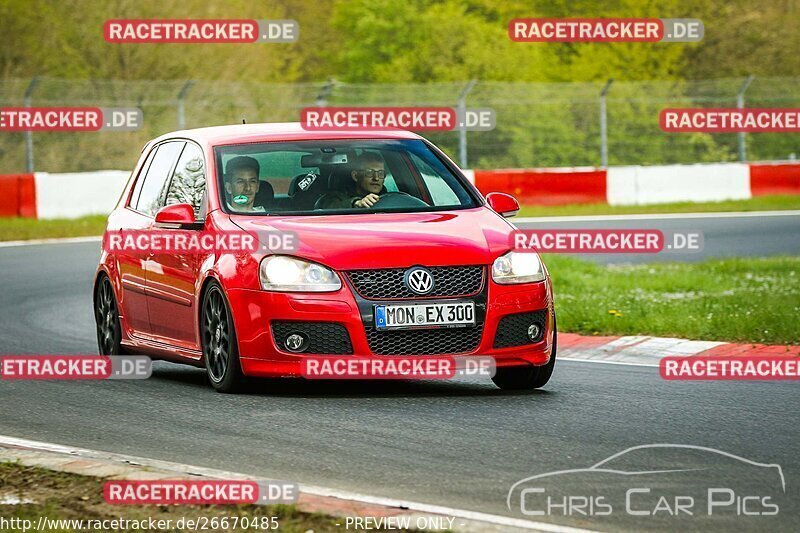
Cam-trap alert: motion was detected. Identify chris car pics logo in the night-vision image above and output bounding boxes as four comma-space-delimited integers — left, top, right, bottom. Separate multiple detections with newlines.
508, 444, 784, 519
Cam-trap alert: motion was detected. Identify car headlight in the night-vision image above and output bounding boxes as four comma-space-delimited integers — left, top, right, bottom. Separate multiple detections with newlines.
491, 251, 546, 284
259, 256, 341, 292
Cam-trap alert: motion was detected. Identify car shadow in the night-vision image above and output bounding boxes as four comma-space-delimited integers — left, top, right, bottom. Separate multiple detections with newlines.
243, 377, 555, 399
148, 364, 555, 399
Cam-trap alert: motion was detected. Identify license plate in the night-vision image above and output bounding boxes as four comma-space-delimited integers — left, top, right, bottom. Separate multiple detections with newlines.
375, 302, 475, 330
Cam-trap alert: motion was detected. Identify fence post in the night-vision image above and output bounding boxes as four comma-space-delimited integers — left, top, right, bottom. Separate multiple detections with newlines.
316, 78, 335, 107
177, 80, 195, 130
599, 78, 614, 167
458, 79, 477, 169
737, 75, 755, 162
24, 77, 40, 173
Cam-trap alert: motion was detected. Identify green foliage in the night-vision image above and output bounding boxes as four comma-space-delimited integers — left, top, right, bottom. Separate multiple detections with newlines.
331, 0, 553, 82
4, 0, 797, 84
1, 0, 799, 170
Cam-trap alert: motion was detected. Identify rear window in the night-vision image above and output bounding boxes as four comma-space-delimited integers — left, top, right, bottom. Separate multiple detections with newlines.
214, 139, 477, 215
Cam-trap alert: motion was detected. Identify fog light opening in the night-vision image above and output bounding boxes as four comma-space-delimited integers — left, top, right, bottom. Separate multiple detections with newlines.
527, 324, 542, 342
285, 333, 309, 353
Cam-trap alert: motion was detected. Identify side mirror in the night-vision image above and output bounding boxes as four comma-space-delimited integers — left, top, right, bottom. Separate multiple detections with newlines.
485, 192, 520, 218
154, 203, 201, 228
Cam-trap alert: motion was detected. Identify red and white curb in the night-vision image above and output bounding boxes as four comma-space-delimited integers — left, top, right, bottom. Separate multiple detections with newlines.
0, 435, 596, 533
560, 333, 800, 367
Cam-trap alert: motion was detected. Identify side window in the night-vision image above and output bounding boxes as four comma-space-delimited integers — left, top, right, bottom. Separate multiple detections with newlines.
383, 175, 398, 192
129, 148, 157, 208
165, 143, 206, 218
409, 153, 459, 205
135, 141, 185, 216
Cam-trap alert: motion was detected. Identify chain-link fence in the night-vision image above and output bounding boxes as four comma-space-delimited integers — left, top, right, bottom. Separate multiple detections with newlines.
1, 76, 799, 173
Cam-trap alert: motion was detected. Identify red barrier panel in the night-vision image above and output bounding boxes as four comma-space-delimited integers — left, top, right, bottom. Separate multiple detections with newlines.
0, 176, 20, 217
0, 174, 37, 218
473, 168, 607, 205
18, 174, 36, 218
749, 163, 800, 196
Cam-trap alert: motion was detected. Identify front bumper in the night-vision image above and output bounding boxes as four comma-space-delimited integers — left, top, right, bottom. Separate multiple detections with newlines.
228, 275, 555, 378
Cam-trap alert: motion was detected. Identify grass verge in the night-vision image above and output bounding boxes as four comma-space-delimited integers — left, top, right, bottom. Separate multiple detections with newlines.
546, 255, 800, 345
517, 195, 800, 218
0, 462, 417, 533
0, 215, 107, 241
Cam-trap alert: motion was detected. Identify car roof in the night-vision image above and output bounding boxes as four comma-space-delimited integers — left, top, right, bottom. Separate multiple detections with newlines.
152, 122, 425, 147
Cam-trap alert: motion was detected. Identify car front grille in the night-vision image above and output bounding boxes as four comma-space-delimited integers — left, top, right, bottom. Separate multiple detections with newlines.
271, 321, 353, 354
365, 324, 483, 355
493, 310, 548, 348
347, 265, 484, 300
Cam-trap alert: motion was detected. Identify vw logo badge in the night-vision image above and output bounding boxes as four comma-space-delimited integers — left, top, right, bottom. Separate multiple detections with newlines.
404, 267, 434, 295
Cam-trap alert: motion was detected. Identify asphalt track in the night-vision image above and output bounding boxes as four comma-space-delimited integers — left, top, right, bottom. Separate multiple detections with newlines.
1, 212, 798, 531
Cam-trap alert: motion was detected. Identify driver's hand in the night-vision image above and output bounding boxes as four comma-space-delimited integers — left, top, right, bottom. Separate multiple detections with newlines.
354, 193, 380, 208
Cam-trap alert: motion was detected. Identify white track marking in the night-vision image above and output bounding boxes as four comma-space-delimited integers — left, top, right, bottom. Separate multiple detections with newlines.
515, 209, 800, 223
0, 435, 597, 533
0, 236, 101, 248
560, 357, 659, 368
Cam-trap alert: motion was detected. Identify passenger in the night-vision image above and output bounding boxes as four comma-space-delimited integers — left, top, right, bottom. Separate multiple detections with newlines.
319, 152, 387, 209
224, 156, 264, 212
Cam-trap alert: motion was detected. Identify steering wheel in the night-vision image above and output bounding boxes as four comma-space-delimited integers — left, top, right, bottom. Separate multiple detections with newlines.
372, 192, 429, 209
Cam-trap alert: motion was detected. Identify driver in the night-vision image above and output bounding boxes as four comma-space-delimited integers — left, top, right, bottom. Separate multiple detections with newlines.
224, 156, 264, 212
320, 152, 387, 209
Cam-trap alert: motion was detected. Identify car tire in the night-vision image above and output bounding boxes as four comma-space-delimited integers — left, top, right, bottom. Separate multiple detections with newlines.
94, 275, 128, 355
201, 282, 246, 393
492, 318, 557, 390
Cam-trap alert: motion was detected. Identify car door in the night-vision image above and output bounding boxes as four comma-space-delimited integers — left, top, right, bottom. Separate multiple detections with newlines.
119, 140, 185, 339
145, 141, 207, 350
114, 147, 157, 336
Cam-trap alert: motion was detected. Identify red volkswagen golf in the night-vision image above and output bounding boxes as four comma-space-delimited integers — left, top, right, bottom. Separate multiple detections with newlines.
94, 123, 556, 392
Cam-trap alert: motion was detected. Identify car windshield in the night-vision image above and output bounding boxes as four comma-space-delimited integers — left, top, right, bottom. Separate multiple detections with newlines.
214, 139, 478, 215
